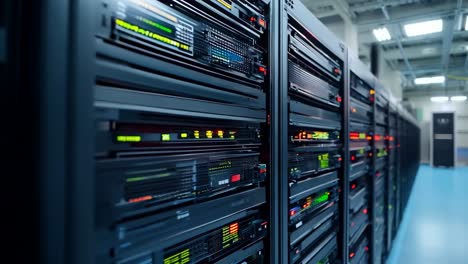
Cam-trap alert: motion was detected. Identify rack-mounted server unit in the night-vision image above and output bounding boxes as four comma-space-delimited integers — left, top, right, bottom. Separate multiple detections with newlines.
281, 1, 345, 263
94, 0, 271, 263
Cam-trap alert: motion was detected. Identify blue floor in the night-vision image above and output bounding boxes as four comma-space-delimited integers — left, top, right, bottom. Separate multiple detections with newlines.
387, 165, 468, 264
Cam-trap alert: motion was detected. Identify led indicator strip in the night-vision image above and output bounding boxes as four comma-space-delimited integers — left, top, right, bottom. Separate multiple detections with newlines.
116, 135, 141, 142
115, 129, 237, 143
222, 222, 239, 248
115, 18, 191, 52
290, 192, 330, 216
216, 0, 232, 9
164, 248, 190, 264
293, 131, 333, 140
350, 132, 366, 140
318, 153, 330, 169
137, 16, 173, 33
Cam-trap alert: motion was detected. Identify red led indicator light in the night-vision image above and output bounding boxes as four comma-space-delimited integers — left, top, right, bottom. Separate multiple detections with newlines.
351, 183, 356, 189
338, 157, 343, 162
258, 18, 266, 28
128, 195, 152, 203
289, 210, 296, 217
229, 223, 239, 234
231, 174, 241, 182
351, 155, 356, 161
336, 96, 342, 103
258, 66, 267, 75
363, 208, 368, 214
334, 68, 341, 75
250, 17, 256, 22
350, 252, 355, 258
365, 246, 369, 251
350, 132, 360, 140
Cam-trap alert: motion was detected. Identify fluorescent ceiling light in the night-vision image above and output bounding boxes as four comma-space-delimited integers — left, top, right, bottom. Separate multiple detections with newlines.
451, 96, 467, 101
431, 96, 449, 103
404, 19, 443, 37
372, 27, 391, 42
414, 76, 445, 85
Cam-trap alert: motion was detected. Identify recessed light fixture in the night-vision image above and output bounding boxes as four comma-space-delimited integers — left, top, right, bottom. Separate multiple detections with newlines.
372, 27, 391, 42
431, 96, 449, 103
404, 19, 443, 37
450, 96, 467, 102
414, 76, 445, 85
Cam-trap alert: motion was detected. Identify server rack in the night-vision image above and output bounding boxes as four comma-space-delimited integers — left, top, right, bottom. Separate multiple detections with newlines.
372, 81, 389, 264
386, 103, 398, 253
279, 1, 347, 263
347, 55, 375, 264
94, 0, 272, 263
395, 108, 420, 225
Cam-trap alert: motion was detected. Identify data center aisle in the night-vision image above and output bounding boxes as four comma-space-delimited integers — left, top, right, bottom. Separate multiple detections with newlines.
386, 165, 468, 264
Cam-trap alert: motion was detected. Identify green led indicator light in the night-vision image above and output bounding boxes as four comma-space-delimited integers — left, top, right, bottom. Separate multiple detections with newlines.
116, 135, 141, 142
162, 134, 171, 141
126, 176, 146, 183
311, 192, 330, 207
136, 16, 173, 33
318, 153, 330, 169
317, 257, 329, 264
164, 248, 190, 264
180, 133, 188, 138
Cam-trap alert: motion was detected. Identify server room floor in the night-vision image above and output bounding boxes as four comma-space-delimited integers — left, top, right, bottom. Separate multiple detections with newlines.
386, 165, 468, 264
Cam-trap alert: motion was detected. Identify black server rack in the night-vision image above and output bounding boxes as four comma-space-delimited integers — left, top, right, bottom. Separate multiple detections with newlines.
279, 1, 346, 263
372, 81, 389, 264
395, 109, 420, 226
347, 55, 375, 264
386, 104, 398, 253
94, 0, 272, 263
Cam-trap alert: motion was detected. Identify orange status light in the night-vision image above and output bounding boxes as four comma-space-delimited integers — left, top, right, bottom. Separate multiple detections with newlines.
128, 195, 152, 203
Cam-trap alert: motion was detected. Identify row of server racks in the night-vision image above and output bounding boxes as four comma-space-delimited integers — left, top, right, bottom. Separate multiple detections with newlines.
1, 0, 421, 263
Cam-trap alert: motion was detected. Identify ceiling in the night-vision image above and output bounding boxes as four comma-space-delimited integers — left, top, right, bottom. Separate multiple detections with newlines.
303, 0, 468, 98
